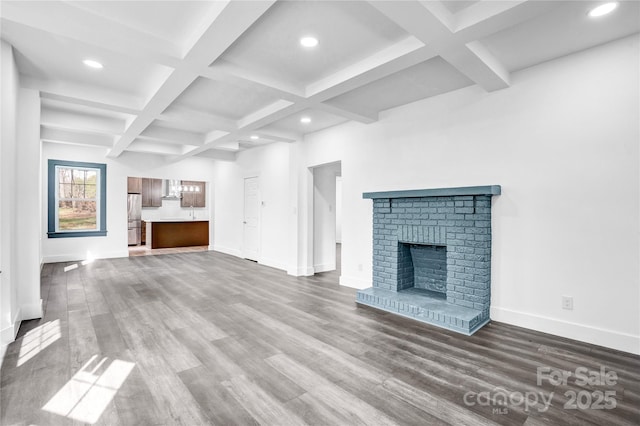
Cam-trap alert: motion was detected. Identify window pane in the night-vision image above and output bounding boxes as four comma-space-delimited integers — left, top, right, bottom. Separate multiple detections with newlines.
58, 168, 72, 184
72, 184, 85, 198
58, 201, 97, 230
72, 169, 85, 184
86, 170, 97, 184
59, 183, 72, 199
85, 184, 97, 198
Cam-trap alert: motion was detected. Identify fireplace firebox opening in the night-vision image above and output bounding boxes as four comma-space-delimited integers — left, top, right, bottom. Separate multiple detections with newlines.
398, 243, 447, 299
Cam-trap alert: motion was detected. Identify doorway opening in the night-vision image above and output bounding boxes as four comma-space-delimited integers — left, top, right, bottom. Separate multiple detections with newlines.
311, 161, 342, 275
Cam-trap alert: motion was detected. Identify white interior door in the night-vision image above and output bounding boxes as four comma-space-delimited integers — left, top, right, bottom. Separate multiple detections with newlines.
243, 177, 260, 261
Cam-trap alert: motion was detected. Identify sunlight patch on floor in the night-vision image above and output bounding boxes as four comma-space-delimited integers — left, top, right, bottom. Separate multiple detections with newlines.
17, 320, 61, 367
63, 264, 78, 272
42, 355, 135, 424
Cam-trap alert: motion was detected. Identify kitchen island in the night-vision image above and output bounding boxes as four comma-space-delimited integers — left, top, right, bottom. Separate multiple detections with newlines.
145, 220, 209, 249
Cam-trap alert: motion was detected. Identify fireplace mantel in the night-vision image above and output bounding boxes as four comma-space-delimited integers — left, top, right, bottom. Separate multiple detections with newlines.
363, 185, 501, 199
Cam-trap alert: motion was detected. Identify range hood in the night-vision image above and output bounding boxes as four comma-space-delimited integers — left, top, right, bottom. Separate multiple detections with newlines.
162, 179, 182, 199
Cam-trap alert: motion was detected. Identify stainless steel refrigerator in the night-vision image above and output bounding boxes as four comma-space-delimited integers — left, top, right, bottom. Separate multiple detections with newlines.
127, 194, 142, 245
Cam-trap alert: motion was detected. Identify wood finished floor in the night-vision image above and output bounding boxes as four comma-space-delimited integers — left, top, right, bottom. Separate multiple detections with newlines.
1, 250, 639, 426
128, 245, 209, 257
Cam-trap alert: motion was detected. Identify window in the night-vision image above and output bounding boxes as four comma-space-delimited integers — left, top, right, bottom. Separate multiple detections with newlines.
48, 160, 107, 238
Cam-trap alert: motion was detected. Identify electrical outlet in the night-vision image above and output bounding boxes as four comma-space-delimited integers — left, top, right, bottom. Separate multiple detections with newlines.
358, 263, 363, 272
562, 296, 573, 310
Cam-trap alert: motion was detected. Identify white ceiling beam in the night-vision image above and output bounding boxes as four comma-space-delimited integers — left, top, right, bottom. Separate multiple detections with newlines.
139, 125, 204, 146
249, 129, 300, 144
22, 77, 144, 115
215, 142, 241, 152
41, 108, 125, 136
453, 0, 557, 38
41, 126, 115, 148
182, 133, 238, 159
204, 130, 232, 145
159, 106, 238, 133
449, 41, 510, 92
107, 0, 276, 158
417, 0, 456, 31
126, 140, 194, 156
306, 37, 432, 99
184, 127, 299, 163
306, 44, 436, 105
108, 69, 198, 157
236, 100, 298, 130
169, 0, 549, 164
370, 1, 510, 91
204, 62, 305, 101
193, 150, 237, 162
203, 65, 379, 124
0, 2, 181, 67
313, 102, 378, 124
172, 38, 436, 163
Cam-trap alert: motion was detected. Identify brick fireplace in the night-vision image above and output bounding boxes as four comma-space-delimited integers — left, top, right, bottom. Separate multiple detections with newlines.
356, 186, 501, 335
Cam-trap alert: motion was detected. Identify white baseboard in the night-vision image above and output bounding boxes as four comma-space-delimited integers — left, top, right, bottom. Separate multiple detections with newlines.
42, 250, 128, 263
213, 245, 242, 258
0, 345, 6, 370
1, 308, 21, 344
287, 266, 315, 277
258, 257, 287, 272
491, 306, 640, 356
313, 263, 336, 273
339, 275, 371, 290
1, 307, 22, 370
21, 299, 43, 321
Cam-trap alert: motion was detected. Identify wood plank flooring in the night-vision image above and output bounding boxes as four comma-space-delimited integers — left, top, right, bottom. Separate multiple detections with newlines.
1, 250, 639, 425
128, 245, 209, 257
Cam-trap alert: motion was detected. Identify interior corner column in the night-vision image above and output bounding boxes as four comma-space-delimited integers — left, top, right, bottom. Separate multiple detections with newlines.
16, 87, 42, 320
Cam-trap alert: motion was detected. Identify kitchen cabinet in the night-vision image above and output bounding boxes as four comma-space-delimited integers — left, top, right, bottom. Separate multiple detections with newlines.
141, 178, 162, 207
148, 220, 209, 248
141, 220, 146, 244
127, 177, 142, 194
180, 180, 206, 207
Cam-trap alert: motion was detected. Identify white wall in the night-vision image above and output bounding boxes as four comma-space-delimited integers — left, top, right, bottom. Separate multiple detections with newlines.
313, 162, 341, 272
140, 197, 208, 222
336, 176, 343, 244
211, 142, 293, 271
302, 35, 640, 354
0, 40, 21, 359
41, 143, 217, 263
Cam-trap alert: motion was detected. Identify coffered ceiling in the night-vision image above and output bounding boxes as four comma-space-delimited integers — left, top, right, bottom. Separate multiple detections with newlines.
1, 1, 638, 163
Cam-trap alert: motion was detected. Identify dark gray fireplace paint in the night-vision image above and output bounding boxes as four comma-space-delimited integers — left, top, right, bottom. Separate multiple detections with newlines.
357, 185, 501, 335
408, 244, 447, 293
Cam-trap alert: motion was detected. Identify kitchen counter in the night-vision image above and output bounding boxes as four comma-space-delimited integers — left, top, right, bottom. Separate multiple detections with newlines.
145, 219, 209, 222
146, 220, 209, 249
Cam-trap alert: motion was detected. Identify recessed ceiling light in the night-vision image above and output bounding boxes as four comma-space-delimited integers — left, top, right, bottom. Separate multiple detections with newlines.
588, 2, 618, 17
82, 59, 103, 69
250, 135, 259, 140
300, 36, 319, 48
300, 116, 312, 124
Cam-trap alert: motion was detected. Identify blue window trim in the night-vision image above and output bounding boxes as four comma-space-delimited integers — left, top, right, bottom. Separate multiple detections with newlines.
47, 159, 107, 238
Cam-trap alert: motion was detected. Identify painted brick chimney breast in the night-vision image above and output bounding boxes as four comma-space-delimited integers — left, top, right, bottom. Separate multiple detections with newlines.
357, 186, 501, 335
